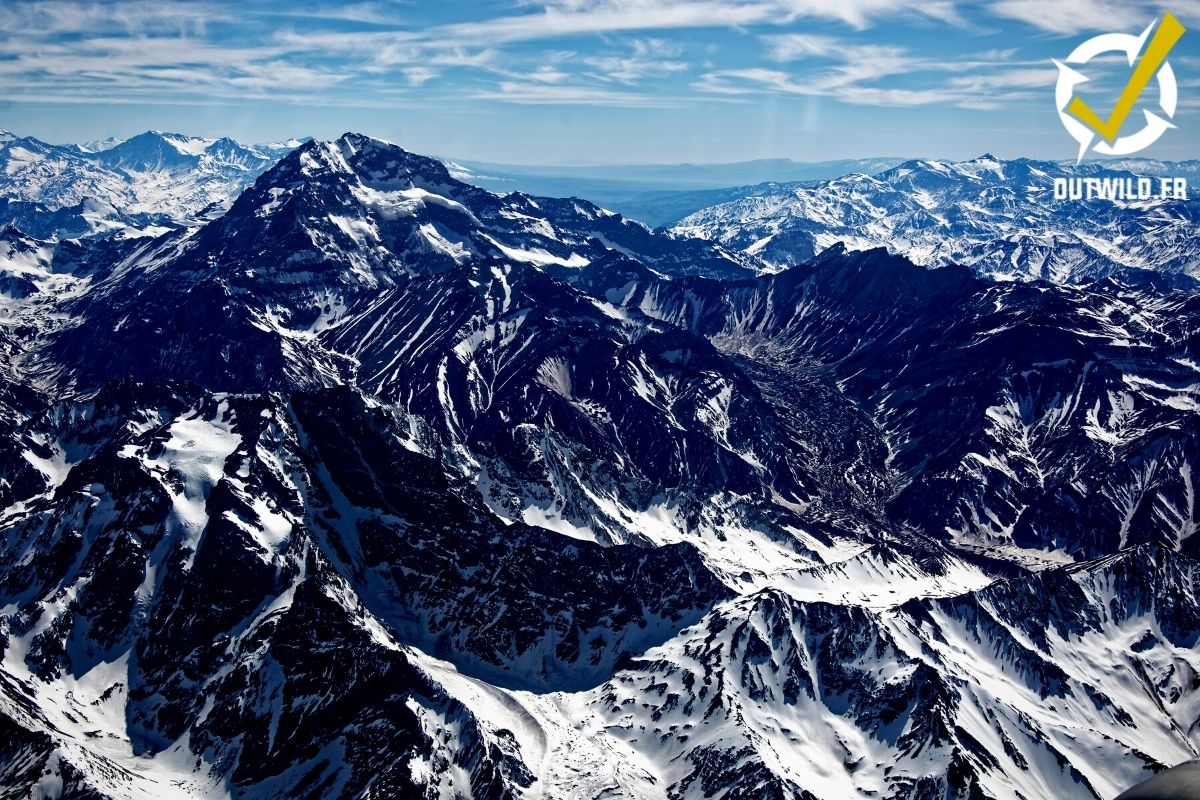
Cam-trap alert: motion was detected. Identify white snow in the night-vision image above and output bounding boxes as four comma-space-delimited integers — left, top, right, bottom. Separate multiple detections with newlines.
483, 235, 591, 268
351, 183, 479, 224
160, 133, 215, 156
128, 411, 241, 568
419, 222, 473, 263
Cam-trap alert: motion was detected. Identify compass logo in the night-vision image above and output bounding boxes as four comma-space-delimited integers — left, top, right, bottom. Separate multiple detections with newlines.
1054, 12, 1186, 162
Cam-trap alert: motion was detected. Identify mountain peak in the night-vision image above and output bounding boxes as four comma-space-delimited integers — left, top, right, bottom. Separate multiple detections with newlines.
1, 222, 31, 240
96, 131, 204, 170
287, 133, 456, 188
78, 135, 123, 153
118, 130, 185, 144
338, 130, 387, 146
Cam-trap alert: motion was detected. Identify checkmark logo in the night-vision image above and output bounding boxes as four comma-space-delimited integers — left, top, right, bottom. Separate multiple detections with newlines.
1068, 12, 1186, 144
1054, 12, 1186, 160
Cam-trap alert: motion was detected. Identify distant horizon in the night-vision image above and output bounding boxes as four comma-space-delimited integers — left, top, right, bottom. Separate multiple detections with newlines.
6, 125, 1200, 171
8, 121, 1200, 169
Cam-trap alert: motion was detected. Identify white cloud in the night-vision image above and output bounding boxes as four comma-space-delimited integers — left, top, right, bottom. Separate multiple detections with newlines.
0, 0, 1060, 114
584, 39, 688, 83
696, 67, 951, 105
529, 65, 573, 83
946, 67, 1059, 92
248, 3, 406, 25
762, 33, 842, 60
438, 1, 783, 44
774, 0, 965, 28
0, 1, 229, 36
697, 35, 1055, 109
757, 34, 929, 89
440, 0, 965, 44
401, 67, 438, 86
989, 0, 1200, 34
0, 2, 484, 103
475, 81, 674, 106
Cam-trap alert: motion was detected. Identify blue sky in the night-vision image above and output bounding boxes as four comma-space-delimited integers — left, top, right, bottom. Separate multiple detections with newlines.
0, 0, 1197, 163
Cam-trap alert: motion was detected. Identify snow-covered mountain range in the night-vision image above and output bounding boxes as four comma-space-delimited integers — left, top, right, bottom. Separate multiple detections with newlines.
673, 155, 1200, 284
0, 130, 299, 239
0, 133, 1197, 799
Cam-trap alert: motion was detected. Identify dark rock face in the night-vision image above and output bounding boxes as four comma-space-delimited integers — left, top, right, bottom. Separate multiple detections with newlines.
1, 134, 1198, 799
590, 245, 1200, 562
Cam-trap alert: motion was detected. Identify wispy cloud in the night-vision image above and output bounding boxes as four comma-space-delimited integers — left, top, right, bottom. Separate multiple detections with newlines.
459, 0, 961, 40
439, 1, 779, 43
696, 67, 944, 105
946, 68, 1058, 92
473, 81, 673, 105
775, 0, 965, 28
762, 33, 844, 61
989, 0, 1200, 34
469, 39, 691, 106
247, 2, 410, 25
583, 39, 688, 83
401, 67, 439, 86
0, 1, 230, 35
0, 2, 438, 103
0, 0, 1144, 117
697, 33, 1053, 109
0, 0, 972, 109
